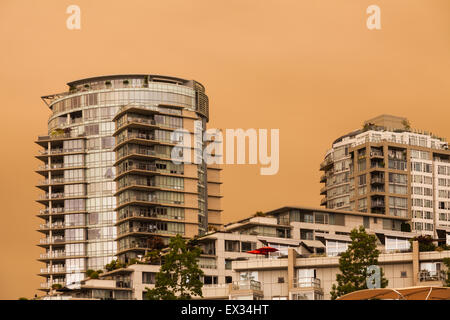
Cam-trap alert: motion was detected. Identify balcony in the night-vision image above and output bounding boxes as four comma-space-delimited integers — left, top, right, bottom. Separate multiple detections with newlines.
37, 163, 85, 171
40, 280, 66, 289
38, 178, 86, 186
292, 277, 321, 289
320, 197, 327, 206
39, 222, 65, 230
38, 207, 85, 216
232, 280, 262, 291
37, 132, 85, 142
38, 192, 86, 201
370, 151, 384, 158
40, 266, 66, 274
371, 200, 385, 208
371, 176, 384, 184
118, 209, 184, 221
40, 251, 66, 259
320, 158, 333, 171
371, 186, 385, 193
320, 174, 326, 183
39, 236, 65, 245
320, 186, 327, 195
38, 148, 85, 156
418, 270, 447, 283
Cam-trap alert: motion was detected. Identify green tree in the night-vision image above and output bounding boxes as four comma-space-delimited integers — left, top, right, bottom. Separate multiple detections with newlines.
86, 269, 103, 279
443, 258, 450, 287
410, 235, 436, 252
145, 234, 204, 300
330, 226, 388, 300
105, 259, 126, 272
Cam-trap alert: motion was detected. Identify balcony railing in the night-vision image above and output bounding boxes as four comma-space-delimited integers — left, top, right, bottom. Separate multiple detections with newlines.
40, 266, 66, 274
39, 178, 86, 185
39, 207, 85, 215
39, 148, 85, 155
40, 236, 65, 244
118, 209, 184, 221
118, 226, 181, 236
117, 133, 156, 145
39, 222, 65, 230
292, 277, 321, 289
371, 200, 385, 208
418, 270, 447, 282
232, 280, 261, 291
116, 280, 133, 288
370, 151, 384, 157
40, 251, 66, 259
117, 195, 183, 206
371, 177, 384, 184
38, 163, 85, 170
40, 280, 66, 289
39, 193, 86, 200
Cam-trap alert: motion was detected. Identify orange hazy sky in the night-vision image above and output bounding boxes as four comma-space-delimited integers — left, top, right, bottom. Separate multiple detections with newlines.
1, 0, 450, 299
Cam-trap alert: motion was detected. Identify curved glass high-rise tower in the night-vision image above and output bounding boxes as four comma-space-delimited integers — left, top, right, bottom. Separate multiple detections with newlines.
36, 75, 222, 292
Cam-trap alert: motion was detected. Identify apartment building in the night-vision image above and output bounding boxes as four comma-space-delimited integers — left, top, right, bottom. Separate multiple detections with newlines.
42, 206, 450, 300
36, 75, 222, 292
320, 114, 450, 238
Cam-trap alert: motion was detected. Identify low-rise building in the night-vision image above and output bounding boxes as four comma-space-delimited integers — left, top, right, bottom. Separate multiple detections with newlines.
42, 206, 450, 300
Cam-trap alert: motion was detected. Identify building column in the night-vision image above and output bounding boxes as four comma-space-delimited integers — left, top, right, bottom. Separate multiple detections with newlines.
412, 240, 419, 286
288, 248, 296, 290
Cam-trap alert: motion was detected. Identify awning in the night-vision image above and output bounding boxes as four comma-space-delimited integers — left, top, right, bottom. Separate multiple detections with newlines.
257, 236, 301, 246
338, 286, 450, 300
373, 229, 417, 239
300, 240, 325, 249
323, 234, 351, 242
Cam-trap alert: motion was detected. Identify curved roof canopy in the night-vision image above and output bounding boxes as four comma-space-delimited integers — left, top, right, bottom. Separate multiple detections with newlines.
337, 286, 450, 300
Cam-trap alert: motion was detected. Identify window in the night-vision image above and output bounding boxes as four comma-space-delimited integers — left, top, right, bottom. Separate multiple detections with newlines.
363, 216, 370, 228
300, 229, 314, 240
385, 237, 411, 252
241, 241, 256, 252
315, 212, 329, 224
225, 240, 240, 252
300, 212, 314, 223
358, 174, 367, 186
142, 272, 156, 284
203, 276, 218, 285
240, 271, 258, 281
326, 240, 349, 257
225, 259, 232, 270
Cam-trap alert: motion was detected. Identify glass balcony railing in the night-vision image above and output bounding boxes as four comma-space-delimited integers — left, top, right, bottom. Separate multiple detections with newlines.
38, 163, 85, 170
40, 266, 66, 274
39, 192, 85, 200
39, 148, 85, 155
118, 209, 184, 221
39, 207, 85, 215
232, 280, 261, 291
39, 236, 65, 244
40, 251, 66, 259
39, 178, 85, 185
292, 277, 321, 289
